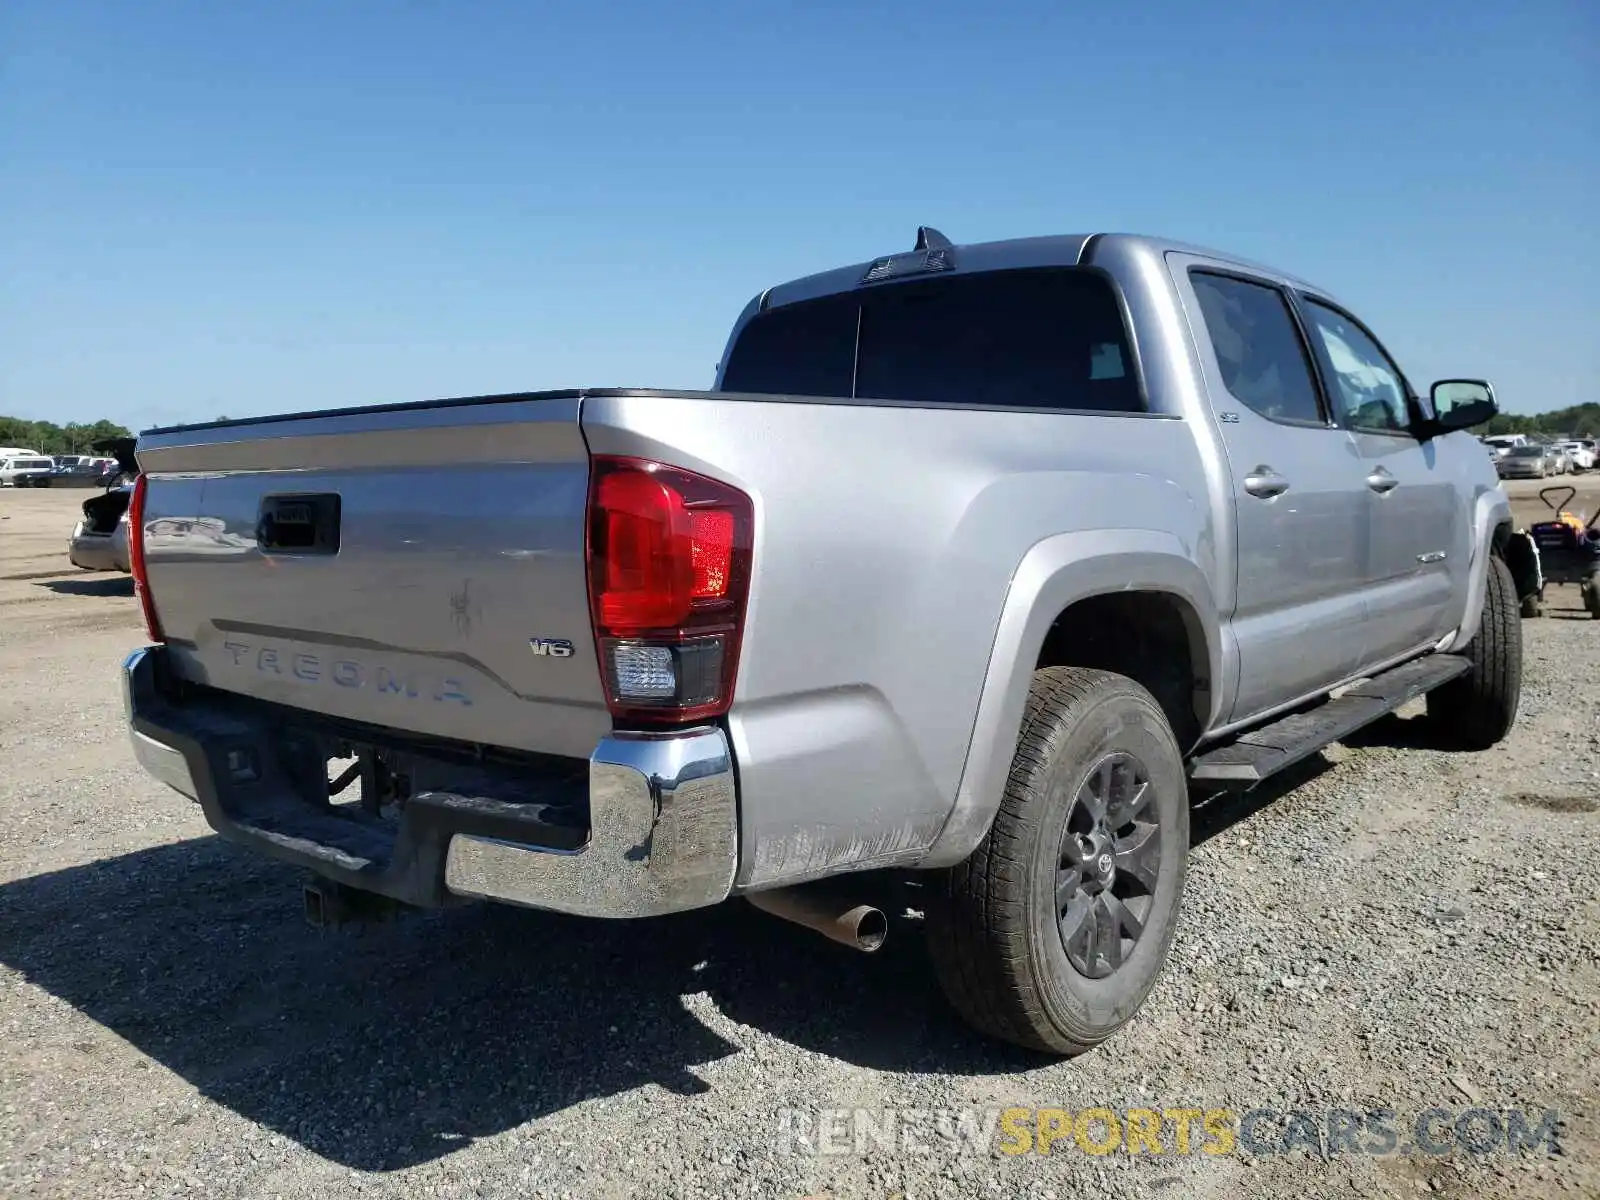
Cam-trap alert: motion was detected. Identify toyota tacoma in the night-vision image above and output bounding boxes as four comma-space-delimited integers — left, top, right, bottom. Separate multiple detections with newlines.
120, 229, 1519, 1053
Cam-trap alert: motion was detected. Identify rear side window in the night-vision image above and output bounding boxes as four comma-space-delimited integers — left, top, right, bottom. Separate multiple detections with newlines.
1190, 272, 1325, 426
717, 294, 857, 399
721, 268, 1142, 413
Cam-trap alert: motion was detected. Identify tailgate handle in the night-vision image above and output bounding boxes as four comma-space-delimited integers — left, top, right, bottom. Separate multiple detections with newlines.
257, 494, 341, 554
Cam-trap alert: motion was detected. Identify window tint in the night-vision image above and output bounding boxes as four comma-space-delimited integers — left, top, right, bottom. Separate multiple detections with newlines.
853, 270, 1140, 411
720, 268, 1142, 412
719, 293, 857, 398
1299, 300, 1411, 433
1190, 272, 1324, 425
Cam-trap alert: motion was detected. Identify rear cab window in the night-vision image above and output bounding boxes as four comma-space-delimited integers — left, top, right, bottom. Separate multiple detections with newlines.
1188, 271, 1326, 427
720, 268, 1143, 413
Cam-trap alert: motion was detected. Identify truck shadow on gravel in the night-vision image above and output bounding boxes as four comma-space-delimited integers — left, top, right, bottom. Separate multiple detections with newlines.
1187, 715, 1476, 839
37, 576, 134, 597
0, 838, 1033, 1171
1189, 755, 1335, 844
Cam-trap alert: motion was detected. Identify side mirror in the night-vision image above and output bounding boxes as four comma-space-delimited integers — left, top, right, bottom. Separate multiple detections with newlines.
1428, 379, 1497, 434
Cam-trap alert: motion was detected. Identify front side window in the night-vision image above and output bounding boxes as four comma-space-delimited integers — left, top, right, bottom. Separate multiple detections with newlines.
721, 268, 1142, 413
1299, 300, 1412, 434
1190, 272, 1325, 425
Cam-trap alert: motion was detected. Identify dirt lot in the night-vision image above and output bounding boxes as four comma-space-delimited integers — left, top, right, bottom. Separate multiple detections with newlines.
2, 482, 1597, 1200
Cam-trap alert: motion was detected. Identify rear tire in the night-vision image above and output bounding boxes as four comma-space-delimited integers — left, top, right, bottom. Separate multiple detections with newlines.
1427, 555, 1521, 748
926, 668, 1188, 1055
1520, 594, 1543, 619
1583, 574, 1600, 620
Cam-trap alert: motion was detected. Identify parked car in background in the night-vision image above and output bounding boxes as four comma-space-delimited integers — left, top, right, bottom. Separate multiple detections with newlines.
1555, 440, 1594, 472
67, 483, 134, 571
1498, 444, 1556, 479
0, 454, 57, 487
66, 438, 139, 573
1483, 433, 1528, 458
39, 458, 123, 488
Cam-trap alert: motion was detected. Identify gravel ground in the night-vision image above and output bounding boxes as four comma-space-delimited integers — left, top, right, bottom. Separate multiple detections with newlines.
2, 482, 1597, 1200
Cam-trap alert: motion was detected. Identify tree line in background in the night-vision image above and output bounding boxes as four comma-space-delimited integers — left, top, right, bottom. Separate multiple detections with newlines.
0, 416, 134, 455
1473, 402, 1600, 438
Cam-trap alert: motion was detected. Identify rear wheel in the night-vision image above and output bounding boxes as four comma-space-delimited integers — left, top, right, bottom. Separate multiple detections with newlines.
1427, 555, 1521, 748
1583, 574, 1600, 619
1520, 593, 1543, 618
926, 668, 1188, 1055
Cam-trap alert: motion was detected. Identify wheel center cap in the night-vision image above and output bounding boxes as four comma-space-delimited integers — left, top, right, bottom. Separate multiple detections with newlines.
1078, 830, 1116, 892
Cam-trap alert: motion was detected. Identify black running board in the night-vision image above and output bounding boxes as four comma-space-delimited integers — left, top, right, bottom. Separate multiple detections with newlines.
1189, 654, 1472, 788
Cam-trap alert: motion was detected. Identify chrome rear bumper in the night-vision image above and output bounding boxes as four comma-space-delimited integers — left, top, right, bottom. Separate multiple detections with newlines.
443, 730, 739, 918
122, 645, 738, 917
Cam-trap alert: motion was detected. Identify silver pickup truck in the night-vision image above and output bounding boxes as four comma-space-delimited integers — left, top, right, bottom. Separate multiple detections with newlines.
122, 229, 1519, 1054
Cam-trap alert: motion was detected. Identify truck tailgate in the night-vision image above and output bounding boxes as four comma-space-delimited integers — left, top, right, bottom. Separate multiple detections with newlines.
136, 393, 609, 758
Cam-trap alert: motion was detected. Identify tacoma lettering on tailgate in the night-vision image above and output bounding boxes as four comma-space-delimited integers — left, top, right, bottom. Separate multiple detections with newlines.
220, 639, 472, 706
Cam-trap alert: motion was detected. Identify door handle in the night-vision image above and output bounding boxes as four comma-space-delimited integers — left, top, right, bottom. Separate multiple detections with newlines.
1366, 467, 1399, 494
1243, 466, 1290, 499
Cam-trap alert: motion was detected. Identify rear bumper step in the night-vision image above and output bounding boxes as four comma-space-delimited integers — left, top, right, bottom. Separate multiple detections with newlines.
122, 646, 738, 917
1190, 653, 1472, 787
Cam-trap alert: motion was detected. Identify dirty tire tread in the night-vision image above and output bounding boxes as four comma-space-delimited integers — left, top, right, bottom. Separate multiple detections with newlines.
927, 667, 1177, 1054
1427, 554, 1521, 749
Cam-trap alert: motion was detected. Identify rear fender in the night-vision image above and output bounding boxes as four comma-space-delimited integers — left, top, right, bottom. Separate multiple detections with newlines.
918, 529, 1221, 868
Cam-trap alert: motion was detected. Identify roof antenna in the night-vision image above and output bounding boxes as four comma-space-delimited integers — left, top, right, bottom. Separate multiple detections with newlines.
915, 225, 952, 251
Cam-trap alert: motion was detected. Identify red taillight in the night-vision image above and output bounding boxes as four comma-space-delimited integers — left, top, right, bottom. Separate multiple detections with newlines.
127, 473, 164, 643
586, 456, 752, 724
689, 510, 734, 598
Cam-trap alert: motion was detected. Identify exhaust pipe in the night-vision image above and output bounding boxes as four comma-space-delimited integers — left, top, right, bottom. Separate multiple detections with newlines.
746, 887, 887, 952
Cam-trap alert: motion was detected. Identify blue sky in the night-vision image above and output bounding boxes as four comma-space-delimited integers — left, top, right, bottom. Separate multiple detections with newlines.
1, 0, 1594, 430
